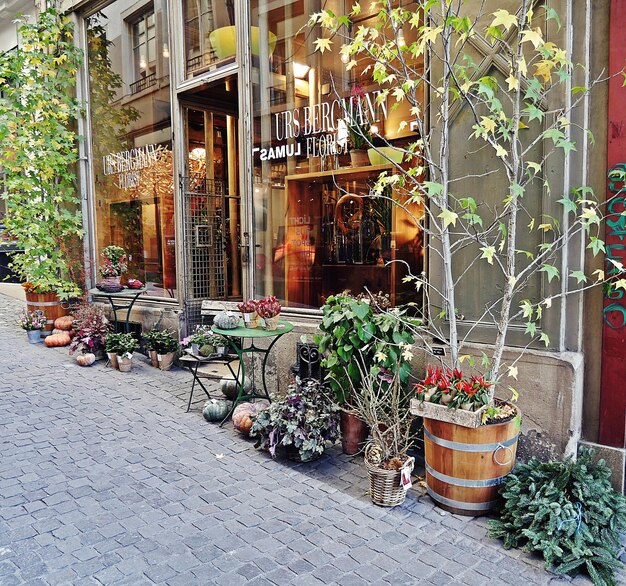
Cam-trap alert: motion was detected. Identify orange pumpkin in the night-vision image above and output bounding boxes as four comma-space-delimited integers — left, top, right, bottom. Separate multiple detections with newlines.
53, 315, 74, 331
44, 332, 71, 347
232, 401, 269, 436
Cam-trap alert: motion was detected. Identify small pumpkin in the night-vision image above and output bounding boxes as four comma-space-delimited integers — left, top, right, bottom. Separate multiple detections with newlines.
203, 399, 230, 422
232, 401, 269, 436
53, 315, 74, 331
213, 310, 239, 330
44, 332, 71, 347
220, 376, 252, 400
76, 353, 96, 367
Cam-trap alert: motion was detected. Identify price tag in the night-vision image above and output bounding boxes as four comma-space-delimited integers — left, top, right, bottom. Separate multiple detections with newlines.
243, 313, 250, 323
400, 465, 412, 492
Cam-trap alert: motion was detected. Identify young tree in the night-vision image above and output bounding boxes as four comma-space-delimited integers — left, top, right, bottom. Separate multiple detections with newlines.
311, 0, 611, 397
0, 6, 83, 298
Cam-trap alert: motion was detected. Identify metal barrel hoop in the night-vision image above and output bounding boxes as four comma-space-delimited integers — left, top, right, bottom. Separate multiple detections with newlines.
493, 442, 514, 466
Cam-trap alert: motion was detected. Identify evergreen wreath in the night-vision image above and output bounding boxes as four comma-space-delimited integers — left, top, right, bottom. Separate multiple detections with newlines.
489, 448, 626, 586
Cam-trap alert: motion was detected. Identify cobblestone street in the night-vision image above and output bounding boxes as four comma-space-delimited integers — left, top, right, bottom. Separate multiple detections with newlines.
0, 293, 620, 585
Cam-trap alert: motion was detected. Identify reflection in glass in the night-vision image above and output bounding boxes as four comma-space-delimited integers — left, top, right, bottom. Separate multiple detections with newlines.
183, 0, 236, 77
86, 0, 176, 298
250, 0, 424, 310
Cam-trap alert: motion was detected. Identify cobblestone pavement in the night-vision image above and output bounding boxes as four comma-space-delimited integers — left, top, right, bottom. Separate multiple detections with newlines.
0, 293, 623, 586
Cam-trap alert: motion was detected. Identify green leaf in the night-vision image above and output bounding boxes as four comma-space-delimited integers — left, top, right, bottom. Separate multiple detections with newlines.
569, 271, 588, 284
480, 246, 496, 265
540, 264, 560, 283
438, 208, 458, 228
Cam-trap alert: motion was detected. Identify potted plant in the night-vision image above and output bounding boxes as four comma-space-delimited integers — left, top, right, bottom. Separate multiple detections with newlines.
237, 299, 259, 328
256, 295, 282, 331
208, 334, 228, 356
104, 332, 125, 369
143, 328, 179, 370
17, 309, 46, 344
250, 379, 340, 462
346, 84, 373, 167
315, 292, 416, 455
344, 358, 415, 507
411, 366, 520, 515
99, 245, 127, 291
111, 333, 137, 372
68, 304, 110, 359
180, 325, 214, 356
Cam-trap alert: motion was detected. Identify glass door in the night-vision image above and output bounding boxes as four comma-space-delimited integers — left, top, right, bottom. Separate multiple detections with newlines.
180, 79, 242, 309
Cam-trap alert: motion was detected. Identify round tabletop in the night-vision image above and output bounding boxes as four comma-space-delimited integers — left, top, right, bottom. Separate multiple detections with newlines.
89, 287, 147, 297
212, 320, 294, 338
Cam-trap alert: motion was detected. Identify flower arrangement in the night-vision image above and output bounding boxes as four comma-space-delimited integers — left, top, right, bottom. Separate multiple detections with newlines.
17, 309, 46, 331
69, 304, 110, 355
346, 84, 373, 150
237, 300, 257, 314
250, 379, 340, 462
100, 245, 128, 278
256, 295, 281, 319
414, 365, 491, 412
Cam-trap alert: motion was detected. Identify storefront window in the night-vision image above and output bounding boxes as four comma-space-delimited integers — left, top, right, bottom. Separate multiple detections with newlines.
183, 0, 237, 78
87, 0, 176, 298
250, 0, 424, 310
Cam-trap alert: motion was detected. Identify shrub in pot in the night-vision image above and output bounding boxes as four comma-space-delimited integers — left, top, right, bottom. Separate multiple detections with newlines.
105, 332, 137, 371
489, 448, 626, 586
250, 379, 340, 462
143, 328, 179, 370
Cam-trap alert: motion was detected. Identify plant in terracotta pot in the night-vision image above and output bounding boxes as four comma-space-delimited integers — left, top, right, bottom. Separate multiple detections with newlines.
69, 304, 110, 358
17, 309, 46, 344
104, 332, 128, 370
237, 299, 259, 328
98, 245, 127, 291
250, 379, 340, 462
143, 328, 179, 370
314, 292, 416, 454
256, 295, 281, 331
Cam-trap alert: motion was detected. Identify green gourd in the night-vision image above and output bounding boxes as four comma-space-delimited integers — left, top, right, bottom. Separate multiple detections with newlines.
203, 399, 230, 422
213, 311, 239, 329
199, 344, 214, 357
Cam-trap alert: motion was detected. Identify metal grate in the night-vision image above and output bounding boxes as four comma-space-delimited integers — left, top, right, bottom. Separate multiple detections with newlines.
181, 176, 241, 333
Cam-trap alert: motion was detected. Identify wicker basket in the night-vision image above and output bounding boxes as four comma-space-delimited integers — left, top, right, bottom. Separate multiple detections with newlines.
365, 450, 415, 507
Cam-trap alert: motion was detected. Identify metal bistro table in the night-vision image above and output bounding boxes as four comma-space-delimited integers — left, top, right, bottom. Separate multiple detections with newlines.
89, 287, 147, 333
212, 320, 294, 425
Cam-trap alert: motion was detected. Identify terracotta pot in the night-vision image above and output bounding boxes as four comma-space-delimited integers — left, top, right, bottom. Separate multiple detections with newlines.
118, 356, 132, 372
158, 351, 176, 371
349, 149, 369, 167
340, 411, 369, 455
107, 352, 119, 369
149, 350, 159, 368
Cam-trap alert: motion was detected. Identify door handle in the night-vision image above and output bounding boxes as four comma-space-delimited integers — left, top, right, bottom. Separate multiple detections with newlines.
239, 232, 250, 263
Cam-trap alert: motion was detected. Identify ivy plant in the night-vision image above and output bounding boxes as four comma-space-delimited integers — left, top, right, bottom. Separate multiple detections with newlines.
489, 448, 626, 586
0, 6, 84, 298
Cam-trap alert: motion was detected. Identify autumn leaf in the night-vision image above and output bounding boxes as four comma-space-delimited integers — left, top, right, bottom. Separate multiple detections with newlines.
491, 9, 518, 32
313, 38, 332, 53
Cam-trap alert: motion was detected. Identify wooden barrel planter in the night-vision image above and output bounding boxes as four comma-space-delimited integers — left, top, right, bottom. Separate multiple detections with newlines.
423, 408, 520, 516
25, 291, 69, 334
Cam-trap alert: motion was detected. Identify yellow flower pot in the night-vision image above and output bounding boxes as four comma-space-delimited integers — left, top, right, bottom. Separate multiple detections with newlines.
209, 26, 277, 60
367, 146, 404, 166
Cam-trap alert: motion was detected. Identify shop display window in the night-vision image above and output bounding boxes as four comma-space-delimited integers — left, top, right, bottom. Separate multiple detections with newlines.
86, 0, 176, 298
250, 0, 424, 309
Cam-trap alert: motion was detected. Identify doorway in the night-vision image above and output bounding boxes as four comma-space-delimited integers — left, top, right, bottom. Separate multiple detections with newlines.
180, 78, 243, 328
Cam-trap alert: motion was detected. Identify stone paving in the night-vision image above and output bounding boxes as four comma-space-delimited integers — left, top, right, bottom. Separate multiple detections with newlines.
0, 293, 623, 586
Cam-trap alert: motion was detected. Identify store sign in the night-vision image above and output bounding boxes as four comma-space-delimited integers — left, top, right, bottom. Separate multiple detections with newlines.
253, 90, 388, 162
102, 144, 159, 190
